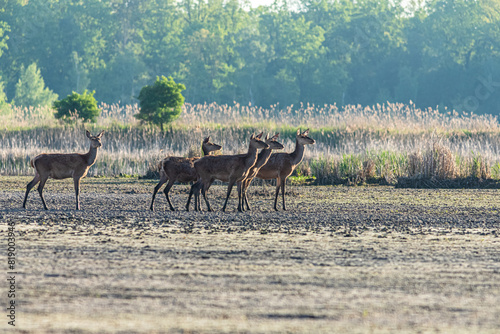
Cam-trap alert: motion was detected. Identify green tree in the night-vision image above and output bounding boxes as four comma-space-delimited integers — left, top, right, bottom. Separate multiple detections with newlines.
135, 76, 186, 131
53, 90, 101, 123
0, 18, 8, 59
14, 63, 58, 107
0, 77, 8, 113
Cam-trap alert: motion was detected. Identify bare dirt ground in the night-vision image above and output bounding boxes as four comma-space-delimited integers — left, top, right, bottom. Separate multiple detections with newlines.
1, 176, 500, 333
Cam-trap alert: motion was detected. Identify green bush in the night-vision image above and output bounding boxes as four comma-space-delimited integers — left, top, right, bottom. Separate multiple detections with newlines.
53, 90, 101, 123
134, 76, 185, 131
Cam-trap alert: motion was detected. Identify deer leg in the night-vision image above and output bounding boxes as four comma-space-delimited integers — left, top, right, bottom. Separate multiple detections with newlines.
194, 181, 205, 212
37, 176, 49, 210
273, 178, 281, 211
243, 179, 252, 211
163, 179, 176, 211
222, 181, 235, 212
150, 175, 167, 211
74, 177, 81, 210
197, 183, 203, 212
186, 181, 197, 211
201, 180, 213, 212
237, 182, 243, 212
281, 177, 287, 211
23, 174, 40, 209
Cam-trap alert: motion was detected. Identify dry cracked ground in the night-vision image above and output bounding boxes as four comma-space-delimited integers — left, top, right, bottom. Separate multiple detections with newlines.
1, 176, 500, 333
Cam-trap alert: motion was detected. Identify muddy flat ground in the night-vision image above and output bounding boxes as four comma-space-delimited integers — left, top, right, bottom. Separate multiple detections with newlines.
1, 176, 500, 333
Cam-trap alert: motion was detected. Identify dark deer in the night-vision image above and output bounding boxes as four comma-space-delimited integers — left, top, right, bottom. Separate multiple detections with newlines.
187, 133, 269, 212
149, 136, 222, 211
22, 130, 105, 210
254, 129, 315, 211
237, 133, 284, 211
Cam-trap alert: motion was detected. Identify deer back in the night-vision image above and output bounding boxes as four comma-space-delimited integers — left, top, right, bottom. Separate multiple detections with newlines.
33, 153, 92, 179
162, 157, 198, 183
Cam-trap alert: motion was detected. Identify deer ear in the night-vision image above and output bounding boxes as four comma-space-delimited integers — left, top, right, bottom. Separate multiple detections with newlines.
297, 129, 300, 136
97, 130, 105, 138
303, 129, 309, 136
203, 136, 210, 143
274, 133, 280, 139
265, 133, 269, 141
86, 130, 91, 138
250, 134, 255, 140
256, 132, 263, 139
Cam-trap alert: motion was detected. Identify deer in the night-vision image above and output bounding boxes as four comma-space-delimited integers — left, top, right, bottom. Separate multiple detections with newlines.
22, 130, 105, 210
253, 129, 315, 211
237, 133, 284, 211
186, 133, 269, 212
149, 136, 222, 211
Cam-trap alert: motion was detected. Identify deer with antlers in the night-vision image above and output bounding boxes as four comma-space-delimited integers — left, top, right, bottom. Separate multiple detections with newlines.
237, 133, 284, 211
253, 129, 315, 211
149, 136, 222, 211
22, 130, 105, 210
187, 133, 269, 212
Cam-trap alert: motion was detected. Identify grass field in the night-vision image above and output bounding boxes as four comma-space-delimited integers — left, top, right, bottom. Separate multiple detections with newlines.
1, 176, 500, 333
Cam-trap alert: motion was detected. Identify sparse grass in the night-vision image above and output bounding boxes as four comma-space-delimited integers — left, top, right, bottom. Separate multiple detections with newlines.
1, 102, 500, 185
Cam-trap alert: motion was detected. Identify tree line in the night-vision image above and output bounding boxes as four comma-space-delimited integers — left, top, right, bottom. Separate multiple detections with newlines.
0, 0, 499, 115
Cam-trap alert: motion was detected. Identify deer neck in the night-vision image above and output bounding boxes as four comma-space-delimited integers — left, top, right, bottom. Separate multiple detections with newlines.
290, 138, 305, 165
201, 145, 209, 156
84, 144, 100, 166
244, 144, 259, 169
255, 147, 272, 169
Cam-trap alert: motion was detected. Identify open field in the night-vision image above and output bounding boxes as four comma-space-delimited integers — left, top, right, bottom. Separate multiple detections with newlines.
1, 176, 500, 333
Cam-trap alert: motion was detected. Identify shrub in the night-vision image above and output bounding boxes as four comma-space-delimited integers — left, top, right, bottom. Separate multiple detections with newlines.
53, 90, 101, 123
134, 76, 185, 131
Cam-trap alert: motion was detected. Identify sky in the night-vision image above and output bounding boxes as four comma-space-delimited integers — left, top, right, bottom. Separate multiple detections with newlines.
247, 0, 276, 8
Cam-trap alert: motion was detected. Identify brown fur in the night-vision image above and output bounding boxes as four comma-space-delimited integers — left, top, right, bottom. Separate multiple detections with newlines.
149, 137, 221, 211
188, 133, 269, 212
255, 129, 315, 211
238, 133, 284, 211
23, 130, 104, 210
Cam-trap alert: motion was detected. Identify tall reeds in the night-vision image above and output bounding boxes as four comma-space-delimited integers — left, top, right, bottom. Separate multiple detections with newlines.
1, 102, 500, 184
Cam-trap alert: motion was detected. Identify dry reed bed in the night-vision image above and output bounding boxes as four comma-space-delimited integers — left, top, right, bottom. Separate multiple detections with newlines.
1, 103, 500, 183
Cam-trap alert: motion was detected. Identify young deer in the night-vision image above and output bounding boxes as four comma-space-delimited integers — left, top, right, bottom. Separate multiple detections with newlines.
149, 136, 222, 211
187, 133, 269, 212
22, 130, 105, 210
254, 129, 315, 211
237, 133, 284, 211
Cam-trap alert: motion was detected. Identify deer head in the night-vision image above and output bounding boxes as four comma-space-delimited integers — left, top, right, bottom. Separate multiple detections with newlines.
86, 130, 105, 148
202, 136, 222, 154
296, 129, 315, 146
250, 133, 269, 150
265, 133, 284, 150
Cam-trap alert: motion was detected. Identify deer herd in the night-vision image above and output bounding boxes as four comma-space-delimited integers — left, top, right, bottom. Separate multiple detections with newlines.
22, 129, 315, 212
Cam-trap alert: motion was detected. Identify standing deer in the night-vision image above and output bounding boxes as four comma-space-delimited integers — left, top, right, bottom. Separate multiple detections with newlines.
22, 130, 105, 210
187, 133, 269, 212
149, 136, 222, 211
237, 133, 284, 211
254, 129, 315, 211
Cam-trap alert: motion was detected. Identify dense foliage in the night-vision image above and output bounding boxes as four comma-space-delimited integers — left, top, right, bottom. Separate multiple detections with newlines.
14, 63, 58, 108
53, 90, 101, 123
0, 0, 499, 115
135, 76, 185, 131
